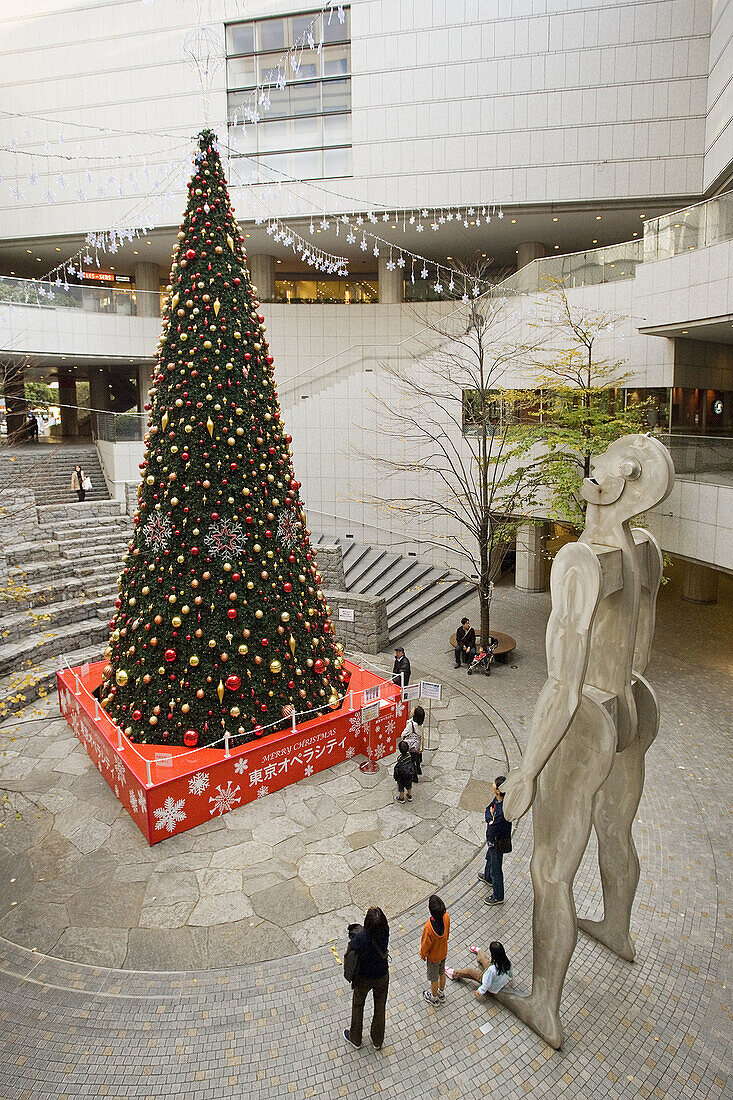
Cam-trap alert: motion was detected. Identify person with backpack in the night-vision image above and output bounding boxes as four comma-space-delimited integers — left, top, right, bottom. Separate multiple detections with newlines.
402, 705, 424, 782
343, 907, 390, 1050
393, 739, 416, 803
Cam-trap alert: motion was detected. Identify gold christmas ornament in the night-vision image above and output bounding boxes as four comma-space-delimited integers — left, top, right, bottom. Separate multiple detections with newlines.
189, 655, 199, 666
206, 417, 214, 436
213, 299, 221, 316
115, 669, 129, 687
161, 411, 168, 431
289, 634, 297, 655
230, 706, 240, 717
269, 659, 282, 674
217, 680, 225, 703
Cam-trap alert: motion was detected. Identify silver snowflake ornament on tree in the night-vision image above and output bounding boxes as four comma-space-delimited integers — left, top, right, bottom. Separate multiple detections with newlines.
143, 514, 172, 553
205, 517, 246, 560
276, 507, 300, 550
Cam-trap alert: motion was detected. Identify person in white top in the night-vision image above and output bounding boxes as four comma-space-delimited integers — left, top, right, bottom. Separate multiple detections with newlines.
445, 940, 513, 997
402, 705, 424, 782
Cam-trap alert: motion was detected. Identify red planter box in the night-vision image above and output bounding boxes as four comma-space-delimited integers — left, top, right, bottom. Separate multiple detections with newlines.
57, 660, 402, 844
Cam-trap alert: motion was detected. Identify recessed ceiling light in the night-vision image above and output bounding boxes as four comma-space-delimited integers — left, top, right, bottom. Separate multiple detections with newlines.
592, 239, 598, 244
147, 240, 152, 245
596, 215, 602, 220
245, 233, 250, 237
133, 250, 139, 255
36, 257, 42, 261
110, 266, 115, 271
55, 247, 61, 252
26, 249, 32, 254
510, 218, 516, 223
632, 232, 638, 236
10, 271, 15, 275
552, 217, 558, 222
640, 213, 645, 218
554, 244, 559, 249
682, 330, 688, 334
276, 259, 282, 263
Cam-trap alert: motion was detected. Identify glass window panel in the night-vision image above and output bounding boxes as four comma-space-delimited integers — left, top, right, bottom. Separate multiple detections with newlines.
323, 8, 350, 43
256, 119, 289, 152
263, 90, 291, 119
324, 145, 350, 175
226, 23, 255, 55
287, 54, 318, 82
289, 81, 320, 115
257, 53, 285, 85
289, 114, 322, 146
322, 78, 350, 112
227, 56, 256, 89
323, 45, 349, 76
290, 148, 321, 178
292, 15, 317, 41
323, 112, 350, 144
259, 18, 285, 51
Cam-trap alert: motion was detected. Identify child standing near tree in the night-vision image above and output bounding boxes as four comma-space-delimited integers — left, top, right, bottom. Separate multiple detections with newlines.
420, 894, 450, 1005
393, 740, 416, 803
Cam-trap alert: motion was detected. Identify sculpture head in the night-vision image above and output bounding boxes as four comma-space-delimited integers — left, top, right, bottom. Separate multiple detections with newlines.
581, 434, 674, 521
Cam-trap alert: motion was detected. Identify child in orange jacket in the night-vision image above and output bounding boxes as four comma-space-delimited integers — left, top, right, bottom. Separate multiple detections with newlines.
420, 894, 450, 1005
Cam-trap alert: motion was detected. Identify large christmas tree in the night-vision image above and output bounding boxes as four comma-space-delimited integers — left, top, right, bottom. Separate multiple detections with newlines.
101, 130, 347, 747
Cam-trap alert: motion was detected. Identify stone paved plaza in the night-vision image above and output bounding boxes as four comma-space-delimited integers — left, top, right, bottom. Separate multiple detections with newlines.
0, 572, 730, 1099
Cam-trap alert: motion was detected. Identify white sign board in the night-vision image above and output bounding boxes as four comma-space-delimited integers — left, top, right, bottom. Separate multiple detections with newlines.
338, 607, 355, 622
154, 752, 173, 767
420, 680, 443, 701
364, 685, 381, 704
361, 702, 380, 723
402, 683, 421, 701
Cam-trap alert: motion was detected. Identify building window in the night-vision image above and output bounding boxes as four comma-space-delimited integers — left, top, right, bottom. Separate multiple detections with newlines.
226, 9, 351, 181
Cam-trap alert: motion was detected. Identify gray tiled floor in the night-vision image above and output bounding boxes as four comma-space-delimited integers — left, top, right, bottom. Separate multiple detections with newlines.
0, 570, 730, 1099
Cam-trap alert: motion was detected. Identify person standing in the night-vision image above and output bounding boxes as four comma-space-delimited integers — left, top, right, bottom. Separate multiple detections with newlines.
343, 907, 390, 1050
420, 894, 450, 1005
454, 617, 476, 668
391, 646, 410, 687
70, 464, 86, 502
483, 776, 511, 905
402, 705, 424, 782
393, 740, 416, 803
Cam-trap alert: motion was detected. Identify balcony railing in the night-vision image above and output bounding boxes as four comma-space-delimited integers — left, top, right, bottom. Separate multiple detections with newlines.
659, 434, 733, 483
95, 410, 145, 442
0, 276, 162, 317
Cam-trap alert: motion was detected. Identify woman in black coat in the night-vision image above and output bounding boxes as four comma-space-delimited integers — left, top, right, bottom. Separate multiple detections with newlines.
344, 907, 390, 1050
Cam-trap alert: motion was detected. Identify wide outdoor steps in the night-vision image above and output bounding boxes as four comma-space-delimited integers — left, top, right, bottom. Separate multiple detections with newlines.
0, 443, 110, 506
311, 534, 474, 644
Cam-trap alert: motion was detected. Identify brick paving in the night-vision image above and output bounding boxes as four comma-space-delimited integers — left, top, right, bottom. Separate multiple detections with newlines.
0, 571, 730, 1099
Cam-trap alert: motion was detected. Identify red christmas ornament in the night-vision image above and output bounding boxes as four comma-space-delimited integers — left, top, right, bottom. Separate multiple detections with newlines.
227, 608, 237, 619
253, 725, 264, 737
132, 709, 142, 721
225, 674, 242, 691
164, 648, 177, 662
283, 582, 292, 593
183, 729, 199, 747
314, 659, 325, 674
186, 249, 196, 259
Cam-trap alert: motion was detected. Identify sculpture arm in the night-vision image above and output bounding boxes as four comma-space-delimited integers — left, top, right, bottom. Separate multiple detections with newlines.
502, 542, 602, 822
632, 528, 663, 676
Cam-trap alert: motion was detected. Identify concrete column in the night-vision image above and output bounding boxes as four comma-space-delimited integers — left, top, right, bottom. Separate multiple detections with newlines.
2, 362, 27, 443
248, 255, 276, 301
88, 366, 110, 439
517, 241, 548, 269
378, 253, 403, 303
515, 521, 550, 592
682, 561, 719, 604
138, 362, 153, 418
134, 262, 162, 317
58, 369, 78, 439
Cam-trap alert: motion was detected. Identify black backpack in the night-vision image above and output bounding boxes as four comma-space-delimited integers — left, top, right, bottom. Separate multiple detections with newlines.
343, 923, 363, 984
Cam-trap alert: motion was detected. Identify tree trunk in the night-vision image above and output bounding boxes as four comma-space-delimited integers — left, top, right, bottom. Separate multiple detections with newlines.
479, 585, 491, 649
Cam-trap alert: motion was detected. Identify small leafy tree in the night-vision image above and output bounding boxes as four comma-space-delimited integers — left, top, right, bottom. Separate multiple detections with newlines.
524, 281, 650, 528
365, 292, 543, 644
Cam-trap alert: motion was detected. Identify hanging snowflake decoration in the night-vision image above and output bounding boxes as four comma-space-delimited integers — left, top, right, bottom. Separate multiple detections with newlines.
143, 514, 172, 553
188, 771, 210, 796
208, 781, 242, 816
205, 517, 246, 560
154, 795, 187, 833
276, 507, 300, 550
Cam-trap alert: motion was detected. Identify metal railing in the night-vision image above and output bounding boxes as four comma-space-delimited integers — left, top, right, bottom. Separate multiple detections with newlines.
659, 433, 733, 482
0, 275, 162, 317
643, 192, 733, 260
95, 410, 145, 442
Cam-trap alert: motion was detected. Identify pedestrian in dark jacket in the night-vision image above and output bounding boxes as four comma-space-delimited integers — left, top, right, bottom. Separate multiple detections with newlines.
344, 907, 390, 1050
391, 646, 411, 687
455, 617, 477, 667
393, 740, 416, 803
481, 775, 511, 905
402, 705, 424, 782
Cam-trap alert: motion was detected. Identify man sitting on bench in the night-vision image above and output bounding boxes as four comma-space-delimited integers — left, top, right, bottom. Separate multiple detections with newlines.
454, 617, 476, 668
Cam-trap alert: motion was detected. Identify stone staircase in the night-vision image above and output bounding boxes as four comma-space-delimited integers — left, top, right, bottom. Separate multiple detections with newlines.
0, 443, 110, 507
312, 534, 474, 644
0, 500, 132, 718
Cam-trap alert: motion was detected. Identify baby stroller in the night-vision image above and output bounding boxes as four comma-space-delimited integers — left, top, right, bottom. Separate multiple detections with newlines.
467, 638, 498, 676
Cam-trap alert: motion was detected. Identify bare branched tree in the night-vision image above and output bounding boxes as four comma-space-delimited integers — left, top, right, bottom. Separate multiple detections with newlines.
363, 284, 546, 644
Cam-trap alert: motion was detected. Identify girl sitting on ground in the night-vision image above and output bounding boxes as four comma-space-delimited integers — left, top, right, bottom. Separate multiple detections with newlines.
446, 940, 513, 998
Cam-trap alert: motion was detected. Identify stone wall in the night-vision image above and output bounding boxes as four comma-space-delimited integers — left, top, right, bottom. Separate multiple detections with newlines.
0, 489, 39, 551
325, 591, 389, 655
315, 544, 345, 589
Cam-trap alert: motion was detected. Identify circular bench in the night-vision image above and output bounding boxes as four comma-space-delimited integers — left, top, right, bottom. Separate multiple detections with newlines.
450, 631, 517, 663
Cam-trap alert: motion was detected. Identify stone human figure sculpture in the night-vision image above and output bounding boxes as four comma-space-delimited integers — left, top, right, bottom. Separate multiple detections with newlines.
499, 434, 675, 1049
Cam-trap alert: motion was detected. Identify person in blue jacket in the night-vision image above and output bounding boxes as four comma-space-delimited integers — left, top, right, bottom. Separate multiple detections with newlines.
481, 776, 511, 905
